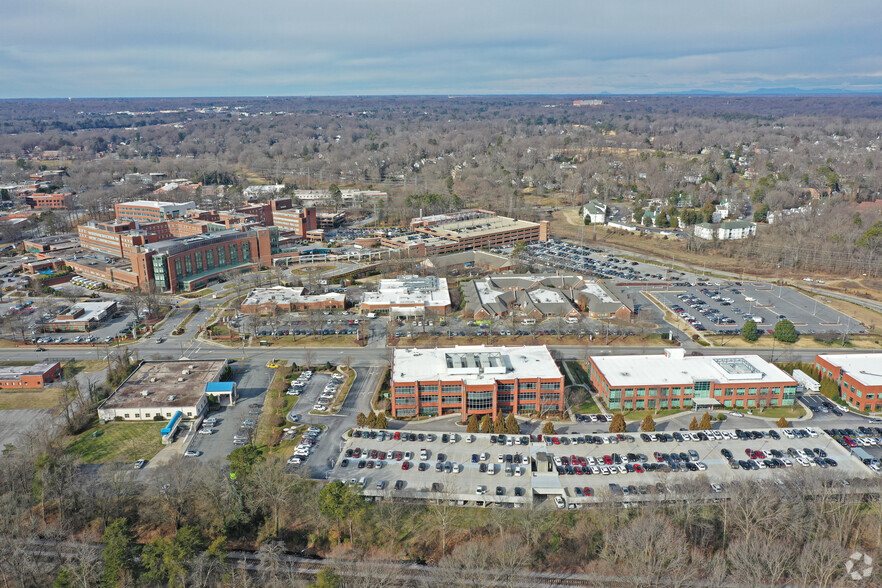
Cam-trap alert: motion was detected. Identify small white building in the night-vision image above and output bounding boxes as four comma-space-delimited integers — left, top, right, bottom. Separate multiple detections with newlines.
694, 220, 756, 241
581, 199, 608, 224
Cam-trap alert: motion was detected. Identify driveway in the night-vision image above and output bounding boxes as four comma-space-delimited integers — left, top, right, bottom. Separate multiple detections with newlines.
184, 360, 273, 463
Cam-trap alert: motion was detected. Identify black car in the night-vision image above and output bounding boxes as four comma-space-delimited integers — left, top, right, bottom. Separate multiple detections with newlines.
514, 487, 524, 496
496, 486, 505, 496
721, 448, 733, 460
394, 480, 404, 490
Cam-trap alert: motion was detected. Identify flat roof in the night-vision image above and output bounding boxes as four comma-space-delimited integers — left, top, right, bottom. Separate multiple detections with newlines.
0, 361, 59, 381
242, 286, 344, 306
818, 354, 882, 387
100, 360, 226, 410
592, 350, 796, 388
50, 301, 116, 324
424, 215, 539, 239
392, 345, 562, 384
362, 275, 451, 308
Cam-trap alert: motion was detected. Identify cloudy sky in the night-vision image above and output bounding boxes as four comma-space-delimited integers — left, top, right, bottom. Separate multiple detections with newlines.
3, 0, 881, 98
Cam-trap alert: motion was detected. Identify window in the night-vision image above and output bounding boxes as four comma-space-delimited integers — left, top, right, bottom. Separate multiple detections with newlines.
540, 382, 559, 391
497, 394, 514, 403
624, 400, 633, 410
395, 396, 415, 406
217, 246, 226, 266
518, 381, 537, 391
671, 400, 679, 408
174, 259, 182, 277
242, 243, 251, 262
609, 389, 621, 401
395, 385, 415, 395
185, 256, 192, 274
419, 395, 438, 403
397, 408, 416, 416
418, 384, 438, 393
205, 250, 214, 270
498, 383, 515, 392
466, 391, 493, 411
442, 396, 460, 405
124, 414, 129, 419
540, 393, 560, 402
517, 404, 534, 412
519, 392, 536, 400
636, 389, 645, 397
419, 406, 438, 416
441, 384, 462, 394
195, 253, 203, 272
229, 245, 238, 264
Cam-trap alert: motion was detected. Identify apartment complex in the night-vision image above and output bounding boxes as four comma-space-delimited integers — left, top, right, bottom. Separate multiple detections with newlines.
361, 275, 451, 316
587, 349, 797, 411
694, 220, 757, 241
240, 286, 345, 314
114, 200, 196, 222
390, 345, 564, 419
815, 354, 882, 412
381, 210, 548, 256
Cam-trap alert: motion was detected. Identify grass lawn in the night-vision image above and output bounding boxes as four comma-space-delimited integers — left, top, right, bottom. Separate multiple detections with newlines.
572, 398, 601, 414
0, 339, 20, 348
329, 367, 355, 413
66, 421, 166, 464
178, 288, 216, 299
255, 364, 294, 448
0, 388, 62, 410
250, 335, 359, 348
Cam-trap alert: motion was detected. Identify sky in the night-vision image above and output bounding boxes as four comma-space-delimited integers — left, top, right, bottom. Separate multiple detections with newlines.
3, 0, 882, 98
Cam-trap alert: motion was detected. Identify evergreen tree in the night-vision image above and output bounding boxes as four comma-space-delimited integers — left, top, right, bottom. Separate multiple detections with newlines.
366, 411, 377, 428
773, 319, 798, 343
466, 414, 479, 433
505, 413, 520, 434
492, 411, 506, 434
542, 421, 556, 435
608, 413, 626, 433
375, 411, 387, 429
480, 414, 492, 433
698, 412, 713, 430
776, 416, 790, 428
640, 414, 656, 432
102, 518, 137, 588
688, 416, 699, 430
742, 320, 759, 342
356, 412, 367, 427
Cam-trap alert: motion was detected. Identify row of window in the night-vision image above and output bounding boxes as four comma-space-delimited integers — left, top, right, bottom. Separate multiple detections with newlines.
609, 385, 790, 400
397, 381, 561, 395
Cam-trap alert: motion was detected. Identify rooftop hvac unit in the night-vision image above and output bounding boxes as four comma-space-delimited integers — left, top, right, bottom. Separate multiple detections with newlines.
189, 365, 196, 369
177, 377, 185, 382
150, 377, 157, 383
168, 395, 176, 401
140, 390, 149, 397
182, 370, 190, 375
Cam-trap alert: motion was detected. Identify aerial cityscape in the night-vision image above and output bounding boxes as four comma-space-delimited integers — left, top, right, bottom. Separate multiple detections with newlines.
1, 2, 881, 586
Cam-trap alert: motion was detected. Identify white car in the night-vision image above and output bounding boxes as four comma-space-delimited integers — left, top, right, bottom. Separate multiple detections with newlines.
554, 496, 566, 509
728, 411, 744, 418
696, 462, 707, 471
476, 485, 487, 495
711, 483, 723, 493
783, 429, 795, 439
184, 450, 202, 457
287, 456, 302, 465
198, 428, 214, 435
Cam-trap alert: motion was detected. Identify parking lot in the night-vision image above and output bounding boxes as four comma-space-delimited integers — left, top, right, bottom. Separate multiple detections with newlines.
653, 282, 862, 335
329, 426, 877, 508
183, 361, 273, 462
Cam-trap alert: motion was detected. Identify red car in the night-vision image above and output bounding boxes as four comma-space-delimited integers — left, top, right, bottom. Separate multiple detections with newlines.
401, 461, 410, 470
583, 487, 593, 497
603, 455, 613, 465
393, 432, 401, 440
552, 437, 560, 445
634, 464, 644, 473
654, 451, 663, 463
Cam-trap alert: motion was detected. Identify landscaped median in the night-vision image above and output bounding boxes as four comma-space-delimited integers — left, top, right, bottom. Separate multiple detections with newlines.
254, 360, 294, 450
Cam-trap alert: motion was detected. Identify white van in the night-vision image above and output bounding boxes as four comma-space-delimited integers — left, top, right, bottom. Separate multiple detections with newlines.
521, 318, 536, 325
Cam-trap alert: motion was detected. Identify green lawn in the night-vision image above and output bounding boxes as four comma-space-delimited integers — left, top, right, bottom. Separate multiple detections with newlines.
67, 422, 166, 464
618, 409, 684, 422
572, 398, 601, 414
727, 405, 806, 419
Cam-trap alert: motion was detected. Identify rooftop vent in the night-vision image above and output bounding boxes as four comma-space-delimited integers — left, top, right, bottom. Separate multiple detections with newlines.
189, 365, 196, 369
177, 377, 185, 382
167, 395, 176, 401
182, 370, 190, 375
150, 377, 157, 383
140, 390, 149, 397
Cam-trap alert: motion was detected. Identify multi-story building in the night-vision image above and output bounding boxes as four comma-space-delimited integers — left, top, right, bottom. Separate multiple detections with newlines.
381, 210, 549, 256
133, 226, 278, 293
114, 200, 196, 222
815, 354, 882, 412
42, 301, 118, 332
25, 194, 74, 209
273, 207, 318, 237
390, 345, 564, 419
694, 220, 757, 241
361, 275, 451, 316
587, 348, 796, 412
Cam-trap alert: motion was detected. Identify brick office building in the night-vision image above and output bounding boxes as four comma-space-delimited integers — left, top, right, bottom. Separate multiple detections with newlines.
0, 361, 62, 388
815, 354, 882, 412
587, 349, 797, 412
390, 345, 564, 419
273, 207, 318, 238
25, 194, 74, 209
114, 200, 196, 222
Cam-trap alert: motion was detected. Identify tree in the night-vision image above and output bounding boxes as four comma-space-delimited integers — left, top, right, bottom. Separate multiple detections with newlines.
356, 412, 367, 427
542, 421, 556, 435
318, 481, 364, 544
505, 413, 520, 434
492, 411, 506, 434
773, 319, 798, 343
776, 416, 790, 428
466, 414, 479, 433
699, 412, 713, 430
141, 526, 204, 586
375, 411, 388, 429
366, 411, 377, 428
608, 413, 626, 433
688, 416, 699, 430
102, 518, 137, 588
310, 568, 344, 588
640, 414, 656, 432
742, 320, 759, 342
480, 415, 492, 433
